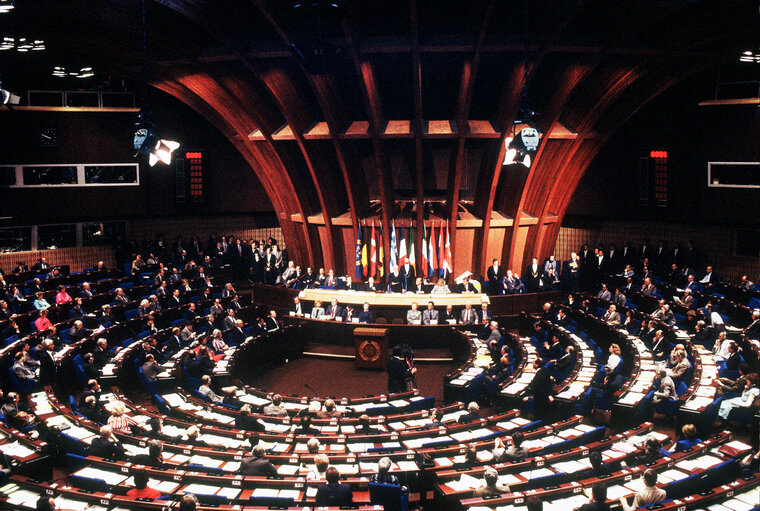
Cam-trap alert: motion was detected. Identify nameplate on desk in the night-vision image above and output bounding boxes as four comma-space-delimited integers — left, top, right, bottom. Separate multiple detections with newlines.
447, 319, 457, 324
351, 318, 359, 323
430, 320, 438, 325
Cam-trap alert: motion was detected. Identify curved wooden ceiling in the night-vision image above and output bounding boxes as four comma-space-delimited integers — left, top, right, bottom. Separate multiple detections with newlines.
2, 0, 757, 273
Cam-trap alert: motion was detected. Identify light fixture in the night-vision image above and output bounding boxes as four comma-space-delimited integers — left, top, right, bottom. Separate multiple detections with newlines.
52, 66, 95, 78
0, 36, 45, 51
0, 79, 20, 105
740, 50, 760, 63
134, 126, 180, 167
503, 124, 540, 167
0, 0, 14, 13
503, 0, 541, 168
132, 0, 180, 166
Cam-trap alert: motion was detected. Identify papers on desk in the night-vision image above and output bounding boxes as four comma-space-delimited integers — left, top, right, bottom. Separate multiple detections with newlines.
236, 393, 269, 406
678, 454, 723, 471
658, 468, 689, 483
167, 453, 190, 464
545, 494, 588, 511
497, 473, 522, 486
277, 464, 300, 475
6, 488, 42, 506
450, 428, 494, 443
447, 472, 482, 491
604, 484, 633, 500
682, 396, 715, 411
617, 392, 645, 406
73, 466, 128, 486
396, 460, 419, 471
183, 483, 221, 496
623, 476, 647, 494
124, 476, 179, 493
53, 497, 90, 511
217, 487, 241, 500
0, 441, 35, 458
552, 459, 588, 473
403, 436, 452, 449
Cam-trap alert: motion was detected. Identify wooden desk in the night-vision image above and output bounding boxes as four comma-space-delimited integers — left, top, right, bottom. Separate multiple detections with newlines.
299, 289, 490, 306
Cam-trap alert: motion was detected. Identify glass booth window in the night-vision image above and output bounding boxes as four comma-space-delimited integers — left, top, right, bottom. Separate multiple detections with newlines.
0, 226, 32, 253
84, 165, 138, 184
22, 166, 77, 185
38, 224, 76, 249
83, 221, 126, 246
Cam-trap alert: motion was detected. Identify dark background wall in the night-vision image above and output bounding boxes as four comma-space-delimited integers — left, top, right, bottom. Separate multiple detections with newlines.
0, 90, 274, 224
566, 70, 760, 226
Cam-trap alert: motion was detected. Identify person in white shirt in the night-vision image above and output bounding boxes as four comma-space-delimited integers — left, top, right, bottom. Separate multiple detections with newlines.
713, 331, 732, 361
606, 343, 622, 371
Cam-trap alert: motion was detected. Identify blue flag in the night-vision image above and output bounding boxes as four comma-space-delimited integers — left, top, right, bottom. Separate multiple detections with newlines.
355, 224, 363, 279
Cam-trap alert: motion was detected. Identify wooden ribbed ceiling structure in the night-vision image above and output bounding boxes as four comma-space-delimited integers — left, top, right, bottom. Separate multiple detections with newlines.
2, 0, 758, 275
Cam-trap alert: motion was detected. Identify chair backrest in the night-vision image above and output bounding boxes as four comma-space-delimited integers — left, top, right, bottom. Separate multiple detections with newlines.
369, 482, 407, 511
675, 380, 688, 396
249, 496, 295, 508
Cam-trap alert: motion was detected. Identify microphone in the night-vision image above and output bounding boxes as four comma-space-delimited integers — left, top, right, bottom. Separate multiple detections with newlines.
304, 383, 318, 396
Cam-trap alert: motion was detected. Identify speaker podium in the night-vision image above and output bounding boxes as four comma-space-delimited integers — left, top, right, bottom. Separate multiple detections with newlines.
353, 327, 389, 369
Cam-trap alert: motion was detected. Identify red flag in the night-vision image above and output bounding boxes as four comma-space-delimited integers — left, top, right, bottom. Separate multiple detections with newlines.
369, 222, 377, 278
438, 221, 445, 276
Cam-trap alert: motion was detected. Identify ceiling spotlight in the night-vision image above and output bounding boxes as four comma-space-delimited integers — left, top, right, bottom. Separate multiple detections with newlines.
134, 127, 180, 167
0, 88, 20, 106
0, 0, 14, 13
503, 125, 541, 168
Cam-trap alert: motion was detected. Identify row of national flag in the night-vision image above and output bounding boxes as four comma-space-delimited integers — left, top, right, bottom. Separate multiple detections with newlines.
355, 220, 452, 280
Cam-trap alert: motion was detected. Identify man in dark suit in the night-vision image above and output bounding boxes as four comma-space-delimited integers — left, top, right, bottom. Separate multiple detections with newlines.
229, 320, 246, 345
263, 248, 277, 285
265, 310, 281, 332
486, 259, 502, 295
341, 276, 358, 291
168, 289, 182, 308
37, 339, 56, 386
89, 425, 126, 460
522, 358, 555, 421
524, 257, 544, 293
316, 467, 353, 507
301, 267, 315, 289
458, 276, 477, 294
387, 346, 414, 393
363, 276, 379, 292
387, 268, 404, 293
442, 305, 457, 323
400, 259, 415, 291
240, 445, 277, 476
324, 299, 343, 321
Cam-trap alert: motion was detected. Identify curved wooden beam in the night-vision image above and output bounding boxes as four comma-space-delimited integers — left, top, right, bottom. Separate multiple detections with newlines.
241, 59, 339, 270
343, 13, 394, 276
252, 0, 368, 263
152, 76, 310, 263
446, 0, 497, 276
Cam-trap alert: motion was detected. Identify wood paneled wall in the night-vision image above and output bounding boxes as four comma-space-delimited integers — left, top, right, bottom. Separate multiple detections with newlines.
0, 246, 115, 274
129, 215, 283, 251
552, 218, 760, 282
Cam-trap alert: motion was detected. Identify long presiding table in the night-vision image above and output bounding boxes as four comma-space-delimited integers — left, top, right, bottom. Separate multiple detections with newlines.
299, 289, 490, 306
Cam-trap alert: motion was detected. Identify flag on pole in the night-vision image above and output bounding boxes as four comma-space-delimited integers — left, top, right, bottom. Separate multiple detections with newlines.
369, 222, 377, 278
442, 220, 453, 278
361, 222, 368, 278
429, 222, 438, 278
398, 223, 407, 265
377, 227, 384, 277
390, 222, 398, 273
438, 220, 445, 277
421, 223, 429, 280
408, 223, 416, 267
355, 221, 363, 279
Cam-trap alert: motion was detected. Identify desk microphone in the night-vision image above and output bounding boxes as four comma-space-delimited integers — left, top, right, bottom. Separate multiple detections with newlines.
304, 383, 318, 396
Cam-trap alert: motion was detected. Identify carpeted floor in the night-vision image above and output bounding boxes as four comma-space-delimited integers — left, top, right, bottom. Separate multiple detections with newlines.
246, 354, 457, 405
